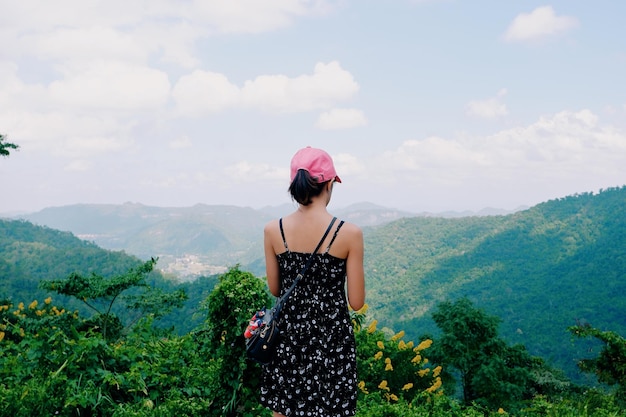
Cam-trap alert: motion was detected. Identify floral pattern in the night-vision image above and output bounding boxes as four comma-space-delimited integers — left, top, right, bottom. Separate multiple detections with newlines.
260, 220, 357, 417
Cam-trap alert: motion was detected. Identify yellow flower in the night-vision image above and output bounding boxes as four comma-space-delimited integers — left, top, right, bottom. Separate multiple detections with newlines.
19, 328, 25, 337
358, 381, 369, 394
433, 366, 442, 377
29, 300, 38, 309
378, 380, 390, 391
44, 297, 52, 305
498, 408, 506, 414
0, 331, 4, 342
356, 304, 369, 314
374, 351, 383, 360
418, 368, 430, 377
385, 357, 393, 371
36, 310, 44, 316
415, 339, 433, 351
426, 377, 442, 393
406, 341, 414, 349
388, 393, 398, 401
402, 383, 414, 391
18, 302, 24, 310
391, 330, 405, 341
398, 340, 407, 350
377, 341, 385, 350
367, 320, 378, 333
411, 354, 422, 364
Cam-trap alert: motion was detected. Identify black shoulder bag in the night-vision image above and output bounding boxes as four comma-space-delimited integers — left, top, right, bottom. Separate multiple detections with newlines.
245, 217, 337, 364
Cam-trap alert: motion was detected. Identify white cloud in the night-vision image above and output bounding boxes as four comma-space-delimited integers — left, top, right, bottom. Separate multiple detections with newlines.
504, 6, 579, 42
21, 27, 151, 64
0, 107, 137, 165
172, 71, 241, 115
333, 152, 366, 178
64, 160, 91, 172
173, 61, 359, 116
0, 0, 336, 66
62, 136, 133, 158
316, 108, 367, 130
169, 136, 193, 149
224, 161, 287, 182
189, 0, 335, 34
49, 61, 171, 111
466, 89, 508, 119
241, 61, 359, 113
374, 110, 625, 187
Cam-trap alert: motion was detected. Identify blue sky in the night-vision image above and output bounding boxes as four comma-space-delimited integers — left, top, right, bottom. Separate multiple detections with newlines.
1, 0, 625, 214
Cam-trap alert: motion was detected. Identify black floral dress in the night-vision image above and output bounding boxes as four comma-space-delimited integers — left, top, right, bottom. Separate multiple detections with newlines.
260, 219, 357, 417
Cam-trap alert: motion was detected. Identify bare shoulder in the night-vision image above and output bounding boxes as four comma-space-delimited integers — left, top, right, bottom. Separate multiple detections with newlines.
339, 220, 363, 238
264, 218, 280, 235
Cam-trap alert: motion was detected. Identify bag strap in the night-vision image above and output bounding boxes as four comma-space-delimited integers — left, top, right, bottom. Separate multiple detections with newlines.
272, 216, 337, 316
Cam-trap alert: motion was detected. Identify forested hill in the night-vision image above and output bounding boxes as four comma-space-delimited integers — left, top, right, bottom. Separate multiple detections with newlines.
364, 185, 626, 382
2, 186, 626, 383
0, 219, 155, 310
0, 218, 219, 331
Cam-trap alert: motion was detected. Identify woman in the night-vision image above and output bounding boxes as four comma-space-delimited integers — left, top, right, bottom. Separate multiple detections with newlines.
260, 146, 365, 417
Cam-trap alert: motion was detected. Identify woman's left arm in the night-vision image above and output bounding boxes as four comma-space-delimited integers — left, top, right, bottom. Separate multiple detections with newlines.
264, 221, 281, 297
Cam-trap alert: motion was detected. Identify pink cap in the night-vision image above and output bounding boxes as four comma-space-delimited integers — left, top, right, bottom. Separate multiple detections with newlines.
290, 146, 342, 183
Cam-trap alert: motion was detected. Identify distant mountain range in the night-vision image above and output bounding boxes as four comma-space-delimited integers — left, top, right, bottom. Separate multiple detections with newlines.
11, 202, 523, 279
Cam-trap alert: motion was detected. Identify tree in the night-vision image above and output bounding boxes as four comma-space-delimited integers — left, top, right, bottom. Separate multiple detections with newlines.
430, 297, 537, 411
0, 134, 19, 157
39, 257, 187, 340
197, 265, 272, 416
569, 324, 626, 405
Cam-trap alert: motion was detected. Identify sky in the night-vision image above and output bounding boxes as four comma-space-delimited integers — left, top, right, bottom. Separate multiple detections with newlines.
1, 0, 625, 215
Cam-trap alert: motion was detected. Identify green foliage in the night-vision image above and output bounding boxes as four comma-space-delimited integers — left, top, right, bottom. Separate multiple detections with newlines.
569, 324, 626, 404
3, 186, 626, 415
195, 265, 272, 416
39, 258, 187, 340
353, 307, 443, 404
0, 218, 146, 313
2, 267, 626, 416
363, 186, 626, 384
0, 133, 18, 157
0, 265, 238, 416
430, 297, 569, 412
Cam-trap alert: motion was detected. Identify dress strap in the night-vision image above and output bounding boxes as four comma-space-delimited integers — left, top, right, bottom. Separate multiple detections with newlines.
279, 218, 289, 251
324, 220, 345, 253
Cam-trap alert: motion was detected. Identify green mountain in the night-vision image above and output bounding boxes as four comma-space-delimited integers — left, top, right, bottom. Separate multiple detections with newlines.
363, 185, 626, 383
17, 202, 417, 278
0, 218, 219, 333
3, 186, 626, 384
0, 219, 144, 304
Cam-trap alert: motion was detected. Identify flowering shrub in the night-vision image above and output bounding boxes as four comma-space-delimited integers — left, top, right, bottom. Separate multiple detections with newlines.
352, 305, 443, 406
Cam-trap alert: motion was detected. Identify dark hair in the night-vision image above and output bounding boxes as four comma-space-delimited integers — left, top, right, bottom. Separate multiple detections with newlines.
288, 169, 329, 206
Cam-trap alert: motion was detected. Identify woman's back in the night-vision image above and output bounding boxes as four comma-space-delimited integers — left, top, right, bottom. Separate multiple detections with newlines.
260, 146, 364, 417
261, 217, 357, 416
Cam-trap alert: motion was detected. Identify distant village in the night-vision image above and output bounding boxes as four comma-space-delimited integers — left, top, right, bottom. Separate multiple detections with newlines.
158, 254, 227, 281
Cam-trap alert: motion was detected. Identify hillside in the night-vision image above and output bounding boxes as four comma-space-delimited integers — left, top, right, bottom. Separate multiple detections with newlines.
363, 186, 626, 383
0, 219, 144, 303
0, 218, 222, 333
16, 201, 417, 278
3, 187, 626, 383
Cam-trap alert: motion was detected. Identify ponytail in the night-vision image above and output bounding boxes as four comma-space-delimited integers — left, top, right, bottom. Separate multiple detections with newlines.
288, 169, 328, 206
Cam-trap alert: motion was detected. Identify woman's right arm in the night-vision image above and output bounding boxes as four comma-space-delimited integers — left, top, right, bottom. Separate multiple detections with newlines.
345, 224, 365, 311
